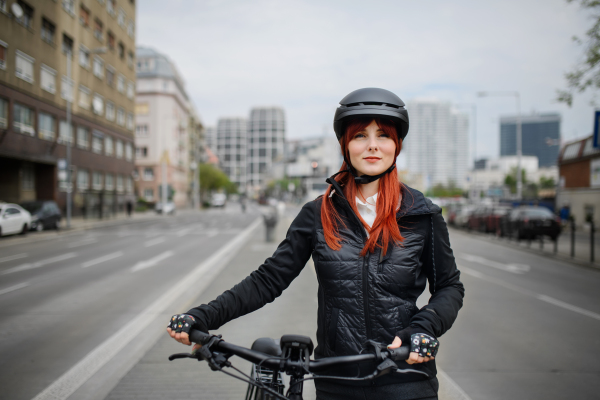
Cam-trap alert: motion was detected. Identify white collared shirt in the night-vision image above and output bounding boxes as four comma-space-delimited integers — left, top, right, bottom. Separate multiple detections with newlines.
356, 192, 378, 228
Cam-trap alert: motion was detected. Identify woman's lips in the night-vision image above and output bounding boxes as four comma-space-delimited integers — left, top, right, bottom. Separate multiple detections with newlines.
364, 157, 381, 163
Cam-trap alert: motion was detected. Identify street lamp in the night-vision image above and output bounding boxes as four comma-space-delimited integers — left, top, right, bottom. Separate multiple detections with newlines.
456, 103, 478, 196
477, 91, 522, 200
65, 46, 106, 229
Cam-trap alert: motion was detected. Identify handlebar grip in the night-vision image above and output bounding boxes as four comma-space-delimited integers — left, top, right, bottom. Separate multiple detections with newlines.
387, 346, 410, 361
189, 329, 211, 345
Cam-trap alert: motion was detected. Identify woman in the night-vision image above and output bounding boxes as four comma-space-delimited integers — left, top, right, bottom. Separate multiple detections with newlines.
167, 88, 464, 400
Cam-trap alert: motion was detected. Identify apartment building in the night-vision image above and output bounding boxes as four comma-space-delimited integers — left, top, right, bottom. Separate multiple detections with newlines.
0, 0, 137, 218
216, 117, 246, 189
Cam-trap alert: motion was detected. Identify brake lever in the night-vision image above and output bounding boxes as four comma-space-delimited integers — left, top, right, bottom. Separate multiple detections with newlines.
168, 353, 199, 361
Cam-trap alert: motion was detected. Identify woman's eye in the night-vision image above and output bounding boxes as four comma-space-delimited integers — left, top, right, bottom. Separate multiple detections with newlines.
379, 133, 390, 138
354, 133, 366, 139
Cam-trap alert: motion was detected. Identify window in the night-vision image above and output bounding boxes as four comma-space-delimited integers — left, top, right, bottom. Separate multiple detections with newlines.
41, 18, 56, 44
144, 188, 153, 201
78, 85, 90, 109
13, 103, 35, 135
127, 20, 134, 37
127, 51, 134, 69
16, 1, 34, 29
62, 0, 75, 15
92, 135, 102, 154
136, 147, 147, 158
79, 5, 90, 27
125, 142, 133, 161
105, 101, 115, 121
15, 50, 34, 83
104, 176, 117, 193
62, 34, 73, 55
116, 107, 125, 126
118, 42, 125, 59
136, 124, 148, 136
40, 64, 57, 94
118, 8, 126, 27
0, 98, 7, 129
104, 135, 113, 156
79, 45, 90, 68
22, 163, 34, 190
0, 0, 6, 12
143, 167, 154, 180
135, 103, 148, 115
107, 31, 115, 50
126, 113, 134, 130
115, 139, 123, 158
77, 169, 89, 190
0, 40, 6, 70
92, 93, 103, 115
126, 81, 134, 99
58, 120, 73, 144
94, 19, 103, 41
106, 66, 115, 86
38, 113, 56, 141
117, 74, 125, 92
107, 0, 115, 16
126, 177, 133, 193
61, 76, 74, 101
77, 126, 89, 149
93, 56, 104, 78
116, 174, 124, 192
92, 171, 103, 190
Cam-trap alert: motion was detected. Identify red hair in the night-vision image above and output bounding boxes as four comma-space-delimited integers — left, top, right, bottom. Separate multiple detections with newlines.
321, 117, 404, 256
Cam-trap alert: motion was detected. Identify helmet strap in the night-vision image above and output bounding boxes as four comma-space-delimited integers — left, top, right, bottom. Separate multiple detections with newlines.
331, 154, 397, 185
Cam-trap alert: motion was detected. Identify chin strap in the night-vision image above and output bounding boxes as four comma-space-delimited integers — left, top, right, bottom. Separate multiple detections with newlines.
327, 158, 396, 185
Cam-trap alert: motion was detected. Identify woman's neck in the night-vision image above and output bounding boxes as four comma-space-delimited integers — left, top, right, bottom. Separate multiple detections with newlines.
358, 180, 379, 200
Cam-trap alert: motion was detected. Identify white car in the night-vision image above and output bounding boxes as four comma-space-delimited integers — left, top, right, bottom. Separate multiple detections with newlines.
0, 203, 32, 237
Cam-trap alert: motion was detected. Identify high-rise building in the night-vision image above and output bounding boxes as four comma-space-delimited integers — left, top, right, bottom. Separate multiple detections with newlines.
0, 0, 137, 218
134, 47, 201, 207
247, 107, 286, 188
404, 101, 469, 188
204, 126, 217, 154
500, 113, 561, 168
216, 117, 247, 188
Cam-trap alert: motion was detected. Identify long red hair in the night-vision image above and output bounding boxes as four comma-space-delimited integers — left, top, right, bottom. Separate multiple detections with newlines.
321, 117, 404, 256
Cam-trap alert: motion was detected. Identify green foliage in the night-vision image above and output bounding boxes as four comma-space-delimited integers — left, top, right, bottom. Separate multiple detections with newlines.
198, 163, 237, 195
264, 178, 301, 198
558, 0, 600, 106
539, 176, 556, 189
426, 183, 464, 198
504, 167, 527, 194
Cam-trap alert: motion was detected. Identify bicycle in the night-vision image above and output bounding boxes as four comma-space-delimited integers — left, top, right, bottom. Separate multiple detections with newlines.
169, 329, 429, 400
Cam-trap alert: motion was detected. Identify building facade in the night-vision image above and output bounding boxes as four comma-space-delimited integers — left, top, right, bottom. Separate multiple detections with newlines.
404, 101, 469, 189
134, 46, 200, 207
500, 113, 561, 168
246, 107, 286, 189
216, 117, 246, 189
0, 0, 137, 218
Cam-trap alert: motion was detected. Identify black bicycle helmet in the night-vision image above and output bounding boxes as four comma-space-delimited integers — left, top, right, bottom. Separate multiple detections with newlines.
333, 87, 409, 141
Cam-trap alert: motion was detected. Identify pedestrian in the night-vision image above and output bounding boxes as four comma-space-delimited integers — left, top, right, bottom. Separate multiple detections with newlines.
126, 200, 133, 217
167, 88, 465, 400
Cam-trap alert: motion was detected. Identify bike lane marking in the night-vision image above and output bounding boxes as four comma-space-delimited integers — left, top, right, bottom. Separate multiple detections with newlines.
1, 253, 78, 275
81, 252, 124, 268
29, 217, 262, 400
461, 266, 600, 321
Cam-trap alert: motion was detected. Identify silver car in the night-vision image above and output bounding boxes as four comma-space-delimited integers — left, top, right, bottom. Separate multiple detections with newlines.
0, 203, 32, 237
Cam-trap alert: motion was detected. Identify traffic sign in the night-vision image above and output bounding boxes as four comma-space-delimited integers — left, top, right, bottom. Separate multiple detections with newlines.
594, 110, 600, 148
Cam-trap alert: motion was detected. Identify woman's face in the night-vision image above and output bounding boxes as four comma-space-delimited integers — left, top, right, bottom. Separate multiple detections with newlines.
347, 120, 396, 177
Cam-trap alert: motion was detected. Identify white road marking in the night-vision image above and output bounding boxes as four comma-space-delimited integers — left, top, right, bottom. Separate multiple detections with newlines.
437, 368, 472, 400
175, 227, 193, 237
29, 217, 261, 400
131, 250, 174, 272
2, 253, 77, 275
81, 252, 124, 268
461, 266, 600, 321
0, 253, 28, 263
144, 237, 166, 247
460, 253, 530, 274
0, 282, 30, 296
67, 238, 98, 248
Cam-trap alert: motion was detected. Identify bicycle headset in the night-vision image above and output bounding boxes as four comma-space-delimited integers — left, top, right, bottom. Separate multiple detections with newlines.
332, 87, 409, 185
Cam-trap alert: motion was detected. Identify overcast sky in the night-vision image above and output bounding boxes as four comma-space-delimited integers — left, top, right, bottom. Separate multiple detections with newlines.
137, 0, 596, 165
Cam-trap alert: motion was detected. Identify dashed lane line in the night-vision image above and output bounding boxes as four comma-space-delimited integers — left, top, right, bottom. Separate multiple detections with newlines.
1, 253, 77, 275
144, 237, 166, 247
67, 238, 98, 249
0, 253, 28, 263
0, 282, 30, 296
131, 251, 174, 272
29, 217, 261, 400
461, 266, 600, 321
459, 253, 530, 274
81, 252, 124, 268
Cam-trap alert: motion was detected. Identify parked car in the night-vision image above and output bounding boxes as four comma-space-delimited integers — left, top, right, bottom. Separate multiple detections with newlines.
211, 193, 227, 208
503, 206, 561, 241
485, 206, 511, 235
467, 206, 491, 232
155, 202, 176, 215
0, 203, 31, 237
20, 200, 62, 231
454, 205, 476, 228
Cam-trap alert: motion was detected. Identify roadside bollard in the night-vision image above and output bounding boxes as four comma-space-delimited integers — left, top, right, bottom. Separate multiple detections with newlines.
591, 220, 595, 263
553, 236, 558, 254
263, 209, 279, 243
571, 218, 576, 258
540, 235, 544, 250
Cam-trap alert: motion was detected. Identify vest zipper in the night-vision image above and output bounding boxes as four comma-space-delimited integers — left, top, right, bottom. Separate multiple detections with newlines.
362, 255, 372, 340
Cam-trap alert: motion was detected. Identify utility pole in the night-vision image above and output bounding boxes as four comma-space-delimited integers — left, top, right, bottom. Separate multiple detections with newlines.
66, 50, 72, 228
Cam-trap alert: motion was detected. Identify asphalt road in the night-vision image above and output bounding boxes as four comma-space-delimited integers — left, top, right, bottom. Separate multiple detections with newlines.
1, 204, 599, 400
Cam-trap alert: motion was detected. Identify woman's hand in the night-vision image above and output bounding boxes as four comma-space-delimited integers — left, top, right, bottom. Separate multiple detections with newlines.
166, 314, 197, 346
387, 335, 437, 364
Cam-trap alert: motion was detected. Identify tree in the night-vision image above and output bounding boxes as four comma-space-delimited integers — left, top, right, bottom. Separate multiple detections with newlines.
539, 176, 556, 189
198, 163, 237, 197
504, 167, 527, 194
557, 0, 600, 106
